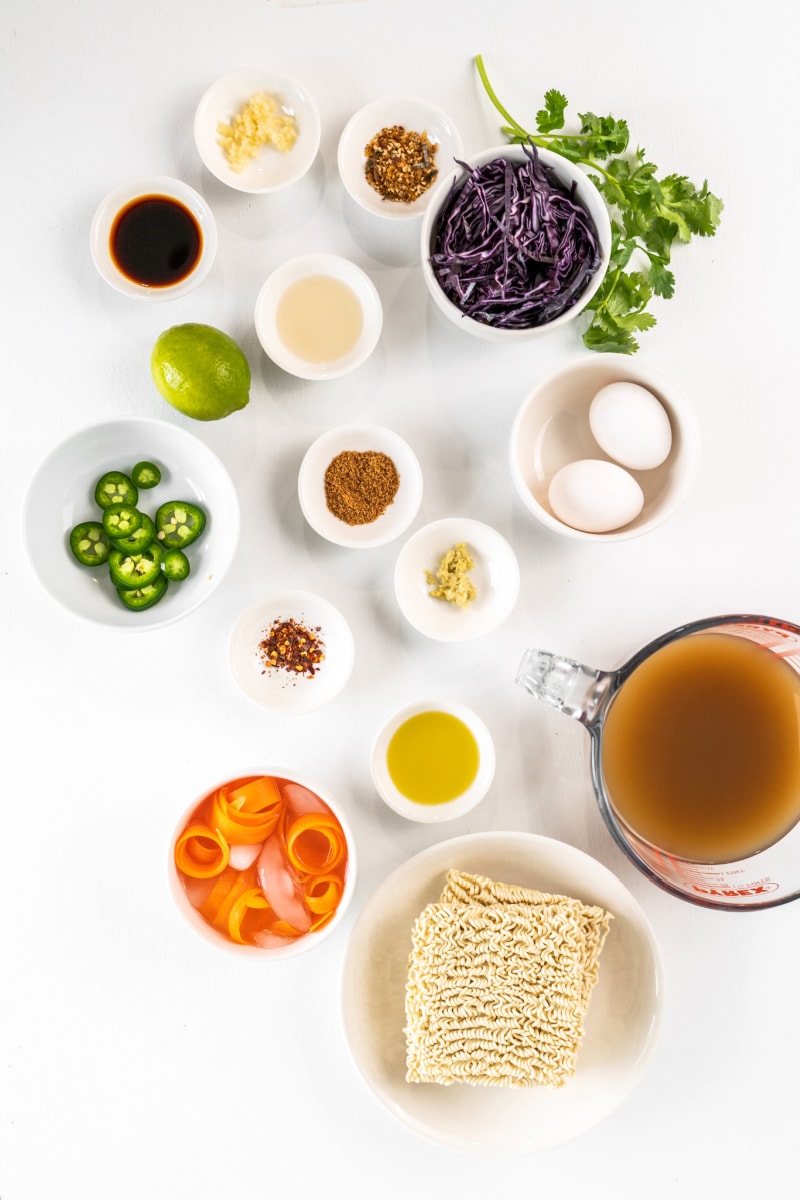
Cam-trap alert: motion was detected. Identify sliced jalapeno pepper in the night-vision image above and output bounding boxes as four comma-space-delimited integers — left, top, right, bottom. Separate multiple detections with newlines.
94, 471, 138, 510
108, 544, 163, 589
131, 460, 161, 489
160, 548, 191, 582
116, 574, 168, 611
69, 521, 111, 566
155, 500, 206, 549
102, 503, 143, 540
109, 512, 156, 553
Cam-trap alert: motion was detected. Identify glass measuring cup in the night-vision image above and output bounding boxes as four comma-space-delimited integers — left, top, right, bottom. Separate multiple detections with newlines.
516, 615, 800, 910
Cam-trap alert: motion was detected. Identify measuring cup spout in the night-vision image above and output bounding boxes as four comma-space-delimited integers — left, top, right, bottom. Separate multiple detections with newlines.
516, 649, 612, 728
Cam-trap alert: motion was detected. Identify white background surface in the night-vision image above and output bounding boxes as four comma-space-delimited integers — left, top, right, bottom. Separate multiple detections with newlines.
2, 0, 798, 1195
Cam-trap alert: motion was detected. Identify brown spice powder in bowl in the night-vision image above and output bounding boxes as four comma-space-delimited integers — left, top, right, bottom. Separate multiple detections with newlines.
324, 450, 400, 526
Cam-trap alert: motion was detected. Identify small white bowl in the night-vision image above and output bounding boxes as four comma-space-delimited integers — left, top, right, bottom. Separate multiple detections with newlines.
169, 768, 356, 959
90, 176, 218, 300
420, 144, 611, 342
394, 517, 520, 642
194, 69, 321, 194
298, 424, 423, 549
371, 699, 496, 823
337, 96, 462, 221
229, 590, 355, 714
509, 354, 701, 542
254, 253, 383, 381
22, 417, 240, 631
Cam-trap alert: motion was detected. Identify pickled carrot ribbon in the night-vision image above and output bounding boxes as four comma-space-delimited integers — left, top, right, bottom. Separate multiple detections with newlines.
174, 823, 230, 879
302, 874, 343, 916
227, 888, 270, 945
211, 776, 283, 845
199, 868, 251, 928
285, 813, 347, 875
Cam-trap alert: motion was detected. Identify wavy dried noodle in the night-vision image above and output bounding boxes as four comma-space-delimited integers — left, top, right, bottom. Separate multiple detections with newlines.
404, 870, 612, 1089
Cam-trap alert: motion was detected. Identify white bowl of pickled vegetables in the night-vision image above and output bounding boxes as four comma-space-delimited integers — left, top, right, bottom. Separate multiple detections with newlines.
22, 417, 240, 631
169, 769, 357, 958
420, 143, 612, 342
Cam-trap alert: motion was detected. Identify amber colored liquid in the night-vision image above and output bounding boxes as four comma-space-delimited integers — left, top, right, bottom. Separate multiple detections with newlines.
600, 632, 800, 862
110, 195, 202, 287
276, 275, 364, 364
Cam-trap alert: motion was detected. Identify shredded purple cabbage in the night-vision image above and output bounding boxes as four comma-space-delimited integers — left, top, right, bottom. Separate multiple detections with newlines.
429, 143, 601, 329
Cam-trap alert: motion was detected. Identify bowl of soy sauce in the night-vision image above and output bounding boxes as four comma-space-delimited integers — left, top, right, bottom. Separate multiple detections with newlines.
90, 175, 218, 300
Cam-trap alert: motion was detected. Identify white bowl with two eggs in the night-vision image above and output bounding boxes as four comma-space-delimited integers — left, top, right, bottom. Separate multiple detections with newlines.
510, 355, 701, 541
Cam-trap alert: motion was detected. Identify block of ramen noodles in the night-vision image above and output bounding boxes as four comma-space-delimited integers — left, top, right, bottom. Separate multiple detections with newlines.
404, 870, 612, 1089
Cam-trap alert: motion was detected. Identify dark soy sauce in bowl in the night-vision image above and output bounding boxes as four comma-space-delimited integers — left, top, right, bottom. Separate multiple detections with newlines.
110, 195, 202, 287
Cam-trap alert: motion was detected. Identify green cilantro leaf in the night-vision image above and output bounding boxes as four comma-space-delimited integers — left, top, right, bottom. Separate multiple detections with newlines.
473, 53, 724, 352
536, 89, 568, 134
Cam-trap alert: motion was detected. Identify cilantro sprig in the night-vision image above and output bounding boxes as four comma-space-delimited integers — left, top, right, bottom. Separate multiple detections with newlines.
475, 56, 723, 353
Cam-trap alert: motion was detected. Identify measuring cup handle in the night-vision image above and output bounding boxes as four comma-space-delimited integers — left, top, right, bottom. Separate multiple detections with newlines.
516, 649, 612, 728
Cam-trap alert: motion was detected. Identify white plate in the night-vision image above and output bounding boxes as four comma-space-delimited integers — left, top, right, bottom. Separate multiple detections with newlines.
22, 417, 240, 631
394, 517, 519, 642
341, 831, 664, 1155
254, 254, 383, 381
337, 97, 462, 220
229, 590, 355, 714
194, 69, 321, 194
298, 423, 423, 548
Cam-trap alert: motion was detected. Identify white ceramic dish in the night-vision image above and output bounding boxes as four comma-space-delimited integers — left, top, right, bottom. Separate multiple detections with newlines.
22, 417, 240, 631
337, 96, 462, 221
394, 517, 519, 642
509, 354, 701, 541
169, 768, 356, 959
370, 699, 495, 823
340, 831, 664, 1155
254, 253, 383, 381
298, 423, 423, 549
89, 176, 217, 300
194, 69, 321, 194
229, 590, 355, 714
419, 144, 612, 342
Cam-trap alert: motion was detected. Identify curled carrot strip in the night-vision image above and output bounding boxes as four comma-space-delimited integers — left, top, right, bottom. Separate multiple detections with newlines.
285, 813, 346, 875
175, 824, 229, 879
211, 776, 283, 845
199, 869, 251, 929
227, 888, 270, 945
302, 874, 343, 916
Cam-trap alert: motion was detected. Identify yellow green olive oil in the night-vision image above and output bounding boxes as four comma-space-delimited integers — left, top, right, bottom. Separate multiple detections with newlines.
387, 711, 479, 805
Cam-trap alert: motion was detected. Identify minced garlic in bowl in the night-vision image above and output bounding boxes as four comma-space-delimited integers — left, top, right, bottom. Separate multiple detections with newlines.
217, 91, 298, 172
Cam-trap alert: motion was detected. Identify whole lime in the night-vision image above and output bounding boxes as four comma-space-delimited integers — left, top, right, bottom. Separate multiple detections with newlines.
151, 323, 251, 421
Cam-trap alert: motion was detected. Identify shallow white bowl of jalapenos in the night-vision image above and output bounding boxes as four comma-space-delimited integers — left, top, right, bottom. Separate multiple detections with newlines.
22, 417, 240, 630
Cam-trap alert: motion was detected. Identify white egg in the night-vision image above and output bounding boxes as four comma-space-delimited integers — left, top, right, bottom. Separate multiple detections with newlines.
548, 459, 644, 533
589, 381, 673, 470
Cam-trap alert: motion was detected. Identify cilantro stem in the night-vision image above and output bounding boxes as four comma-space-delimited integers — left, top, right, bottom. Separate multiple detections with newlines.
474, 55, 530, 142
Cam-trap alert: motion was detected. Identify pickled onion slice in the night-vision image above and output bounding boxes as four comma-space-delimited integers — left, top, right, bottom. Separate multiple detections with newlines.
281, 781, 330, 821
285, 813, 347, 875
228, 842, 262, 871
174, 823, 230, 879
252, 928, 301, 950
256, 834, 312, 933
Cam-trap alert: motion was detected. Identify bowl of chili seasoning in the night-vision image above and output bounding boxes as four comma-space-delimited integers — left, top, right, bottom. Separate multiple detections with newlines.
298, 423, 423, 549
169, 768, 357, 958
337, 97, 462, 221
228, 590, 355, 714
